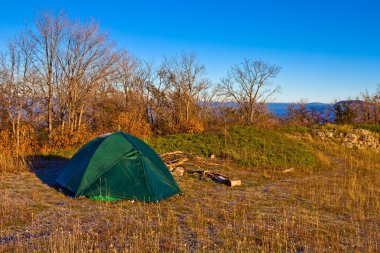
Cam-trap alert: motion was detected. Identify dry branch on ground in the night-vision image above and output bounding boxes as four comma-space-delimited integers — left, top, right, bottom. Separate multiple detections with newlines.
160, 151, 241, 186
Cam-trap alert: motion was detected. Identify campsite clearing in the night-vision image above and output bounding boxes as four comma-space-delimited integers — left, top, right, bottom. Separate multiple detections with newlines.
1, 128, 380, 252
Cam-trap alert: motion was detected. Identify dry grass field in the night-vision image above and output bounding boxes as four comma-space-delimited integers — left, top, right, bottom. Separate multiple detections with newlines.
1, 127, 379, 252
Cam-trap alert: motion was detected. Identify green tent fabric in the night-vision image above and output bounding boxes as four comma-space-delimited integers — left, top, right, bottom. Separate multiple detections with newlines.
55, 132, 181, 202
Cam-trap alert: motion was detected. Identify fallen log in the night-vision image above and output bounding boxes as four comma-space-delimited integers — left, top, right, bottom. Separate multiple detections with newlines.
160, 151, 184, 158
227, 180, 242, 187
160, 151, 240, 186
165, 158, 188, 169
205, 161, 220, 166
187, 169, 241, 187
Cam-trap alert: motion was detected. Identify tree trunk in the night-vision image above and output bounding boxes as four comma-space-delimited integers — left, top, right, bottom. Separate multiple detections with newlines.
47, 69, 53, 137
186, 99, 190, 122
78, 105, 85, 129
16, 112, 21, 155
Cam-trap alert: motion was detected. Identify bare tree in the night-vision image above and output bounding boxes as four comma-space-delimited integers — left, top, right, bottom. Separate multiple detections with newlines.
115, 53, 153, 115
156, 53, 208, 130
0, 34, 36, 154
28, 11, 67, 136
286, 99, 309, 125
116, 52, 141, 107
218, 59, 281, 125
374, 84, 380, 123
147, 69, 172, 133
359, 90, 373, 124
360, 86, 380, 124
57, 18, 119, 132
198, 88, 220, 129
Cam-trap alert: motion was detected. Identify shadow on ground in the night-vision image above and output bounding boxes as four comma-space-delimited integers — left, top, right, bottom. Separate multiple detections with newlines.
28, 155, 75, 197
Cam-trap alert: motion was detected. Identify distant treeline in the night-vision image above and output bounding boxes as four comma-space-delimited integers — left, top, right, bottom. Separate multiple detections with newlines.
284, 97, 380, 126
0, 11, 379, 154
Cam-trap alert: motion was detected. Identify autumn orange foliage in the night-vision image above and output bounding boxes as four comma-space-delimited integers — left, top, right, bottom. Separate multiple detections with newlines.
111, 112, 152, 139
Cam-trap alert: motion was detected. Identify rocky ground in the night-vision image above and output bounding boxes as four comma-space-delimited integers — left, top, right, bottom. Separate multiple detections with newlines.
315, 128, 380, 151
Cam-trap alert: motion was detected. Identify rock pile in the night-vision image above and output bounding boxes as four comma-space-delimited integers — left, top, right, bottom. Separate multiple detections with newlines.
316, 129, 380, 151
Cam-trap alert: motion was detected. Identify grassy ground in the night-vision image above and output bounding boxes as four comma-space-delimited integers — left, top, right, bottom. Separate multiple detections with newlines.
149, 126, 319, 169
354, 124, 380, 133
1, 127, 379, 252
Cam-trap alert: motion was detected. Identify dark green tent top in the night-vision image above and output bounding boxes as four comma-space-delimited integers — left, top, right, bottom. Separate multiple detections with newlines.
56, 132, 181, 202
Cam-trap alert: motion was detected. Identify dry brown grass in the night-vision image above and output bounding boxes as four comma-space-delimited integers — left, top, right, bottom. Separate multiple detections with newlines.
0, 136, 379, 252
0, 154, 30, 175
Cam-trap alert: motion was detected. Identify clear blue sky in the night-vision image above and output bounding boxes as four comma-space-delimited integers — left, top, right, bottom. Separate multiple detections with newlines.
1, 0, 379, 103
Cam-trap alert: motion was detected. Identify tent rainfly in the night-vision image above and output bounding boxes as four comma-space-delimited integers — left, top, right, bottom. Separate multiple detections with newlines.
55, 132, 181, 202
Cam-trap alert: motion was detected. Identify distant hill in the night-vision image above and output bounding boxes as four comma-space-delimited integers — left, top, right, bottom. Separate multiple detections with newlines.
205, 101, 366, 119
267, 102, 333, 117
334, 100, 364, 107
208, 102, 333, 117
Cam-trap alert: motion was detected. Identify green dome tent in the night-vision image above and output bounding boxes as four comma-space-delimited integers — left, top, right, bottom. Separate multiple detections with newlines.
55, 132, 181, 202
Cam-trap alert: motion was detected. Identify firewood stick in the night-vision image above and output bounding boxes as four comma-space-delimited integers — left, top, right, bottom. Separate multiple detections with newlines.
160, 151, 184, 157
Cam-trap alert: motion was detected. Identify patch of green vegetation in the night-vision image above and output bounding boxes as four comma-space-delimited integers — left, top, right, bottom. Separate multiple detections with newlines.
354, 124, 380, 133
89, 196, 120, 201
38, 148, 78, 159
321, 124, 353, 133
225, 126, 319, 168
149, 132, 224, 157
278, 125, 313, 133
149, 126, 319, 169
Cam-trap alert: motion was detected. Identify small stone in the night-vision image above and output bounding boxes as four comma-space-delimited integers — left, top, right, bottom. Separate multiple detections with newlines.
171, 167, 185, 177
346, 142, 353, 148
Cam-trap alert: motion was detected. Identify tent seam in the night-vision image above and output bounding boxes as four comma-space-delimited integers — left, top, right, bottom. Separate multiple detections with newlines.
74, 136, 109, 197
76, 133, 136, 196
139, 154, 154, 201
